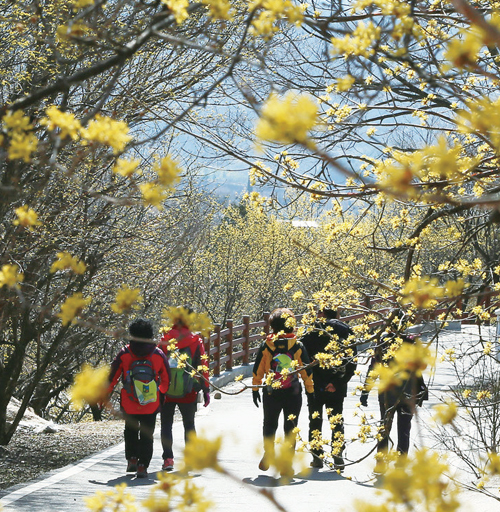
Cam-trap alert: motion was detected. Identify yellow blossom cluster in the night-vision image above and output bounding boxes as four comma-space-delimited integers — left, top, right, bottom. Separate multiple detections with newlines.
0, 264, 24, 288
261, 434, 308, 480
113, 158, 141, 178
433, 399, 458, 425
41, 105, 82, 141
111, 285, 143, 314
143, 472, 213, 512
50, 251, 87, 274
355, 449, 460, 512
70, 364, 109, 410
58, 292, 92, 326
202, 0, 234, 20
444, 26, 485, 69
161, 0, 189, 24
13, 205, 41, 229
400, 276, 464, 309
368, 339, 433, 393
2, 110, 38, 162
85, 483, 136, 512
255, 92, 318, 147
162, 306, 213, 337
154, 155, 183, 188
458, 96, 500, 155
182, 432, 222, 472
331, 21, 381, 57
249, 0, 303, 40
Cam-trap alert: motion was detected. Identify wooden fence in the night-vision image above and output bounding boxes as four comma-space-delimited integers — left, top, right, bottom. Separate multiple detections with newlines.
202, 291, 500, 377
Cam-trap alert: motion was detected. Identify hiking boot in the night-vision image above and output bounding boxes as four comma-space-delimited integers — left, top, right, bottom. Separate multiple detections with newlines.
310, 456, 323, 468
258, 456, 269, 471
136, 464, 148, 478
162, 458, 174, 471
126, 457, 138, 472
333, 455, 345, 471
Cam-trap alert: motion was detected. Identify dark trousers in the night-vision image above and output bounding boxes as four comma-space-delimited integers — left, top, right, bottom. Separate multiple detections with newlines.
308, 391, 345, 456
161, 400, 197, 459
262, 389, 302, 450
123, 412, 157, 468
378, 398, 413, 454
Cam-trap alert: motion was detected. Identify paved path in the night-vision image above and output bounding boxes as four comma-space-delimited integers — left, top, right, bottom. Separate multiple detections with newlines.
1, 326, 499, 511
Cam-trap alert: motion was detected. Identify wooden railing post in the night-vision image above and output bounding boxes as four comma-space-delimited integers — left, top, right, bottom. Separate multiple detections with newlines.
242, 315, 250, 365
213, 324, 221, 377
226, 319, 234, 371
203, 330, 211, 358
263, 311, 270, 337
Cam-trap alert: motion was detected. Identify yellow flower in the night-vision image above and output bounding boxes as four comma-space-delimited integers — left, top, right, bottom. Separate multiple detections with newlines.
58, 292, 92, 326
162, 306, 213, 337
202, 0, 234, 19
337, 74, 355, 92
3, 110, 32, 132
487, 452, 500, 475
433, 400, 458, 425
13, 205, 41, 229
183, 432, 222, 472
154, 155, 182, 188
84, 483, 137, 512
73, 0, 95, 7
162, 0, 189, 24
8, 131, 38, 162
41, 105, 82, 140
50, 252, 86, 274
113, 158, 140, 178
255, 92, 318, 147
111, 285, 143, 314
81, 114, 132, 154
0, 264, 24, 288
139, 182, 167, 209
400, 276, 464, 309
393, 340, 433, 376
70, 364, 109, 409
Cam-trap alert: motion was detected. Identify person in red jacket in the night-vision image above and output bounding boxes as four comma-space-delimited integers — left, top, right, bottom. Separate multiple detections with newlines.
159, 307, 210, 472
107, 318, 170, 478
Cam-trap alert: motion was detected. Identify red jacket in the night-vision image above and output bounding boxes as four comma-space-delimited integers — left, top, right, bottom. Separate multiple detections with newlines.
108, 342, 170, 415
159, 325, 209, 404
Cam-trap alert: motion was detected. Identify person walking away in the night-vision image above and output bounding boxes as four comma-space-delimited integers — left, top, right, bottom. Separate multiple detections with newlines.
107, 318, 170, 478
300, 308, 357, 470
360, 330, 428, 472
252, 308, 314, 472
159, 307, 210, 472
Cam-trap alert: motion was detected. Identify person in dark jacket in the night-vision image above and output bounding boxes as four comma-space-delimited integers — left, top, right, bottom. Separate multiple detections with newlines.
158, 307, 210, 472
360, 329, 428, 461
252, 308, 314, 472
107, 318, 170, 478
300, 308, 357, 470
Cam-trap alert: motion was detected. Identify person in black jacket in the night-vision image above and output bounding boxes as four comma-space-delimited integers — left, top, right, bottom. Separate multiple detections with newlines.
360, 329, 428, 460
300, 308, 357, 470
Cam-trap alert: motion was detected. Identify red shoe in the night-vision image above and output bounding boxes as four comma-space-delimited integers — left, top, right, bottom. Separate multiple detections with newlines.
136, 464, 148, 478
126, 457, 138, 472
162, 458, 174, 471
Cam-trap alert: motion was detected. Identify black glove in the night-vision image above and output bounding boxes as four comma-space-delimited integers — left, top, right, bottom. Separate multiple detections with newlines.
360, 393, 368, 407
306, 391, 315, 408
253, 390, 261, 408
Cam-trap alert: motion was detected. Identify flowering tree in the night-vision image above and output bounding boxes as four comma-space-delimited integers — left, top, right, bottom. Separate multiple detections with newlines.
2, 0, 500, 508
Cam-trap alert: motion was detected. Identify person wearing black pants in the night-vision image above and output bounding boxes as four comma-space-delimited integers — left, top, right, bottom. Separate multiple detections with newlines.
160, 400, 197, 461
252, 308, 314, 473
262, 388, 302, 441
360, 323, 428, 472
123, 412, 158, 470
301, 308, 357, 470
